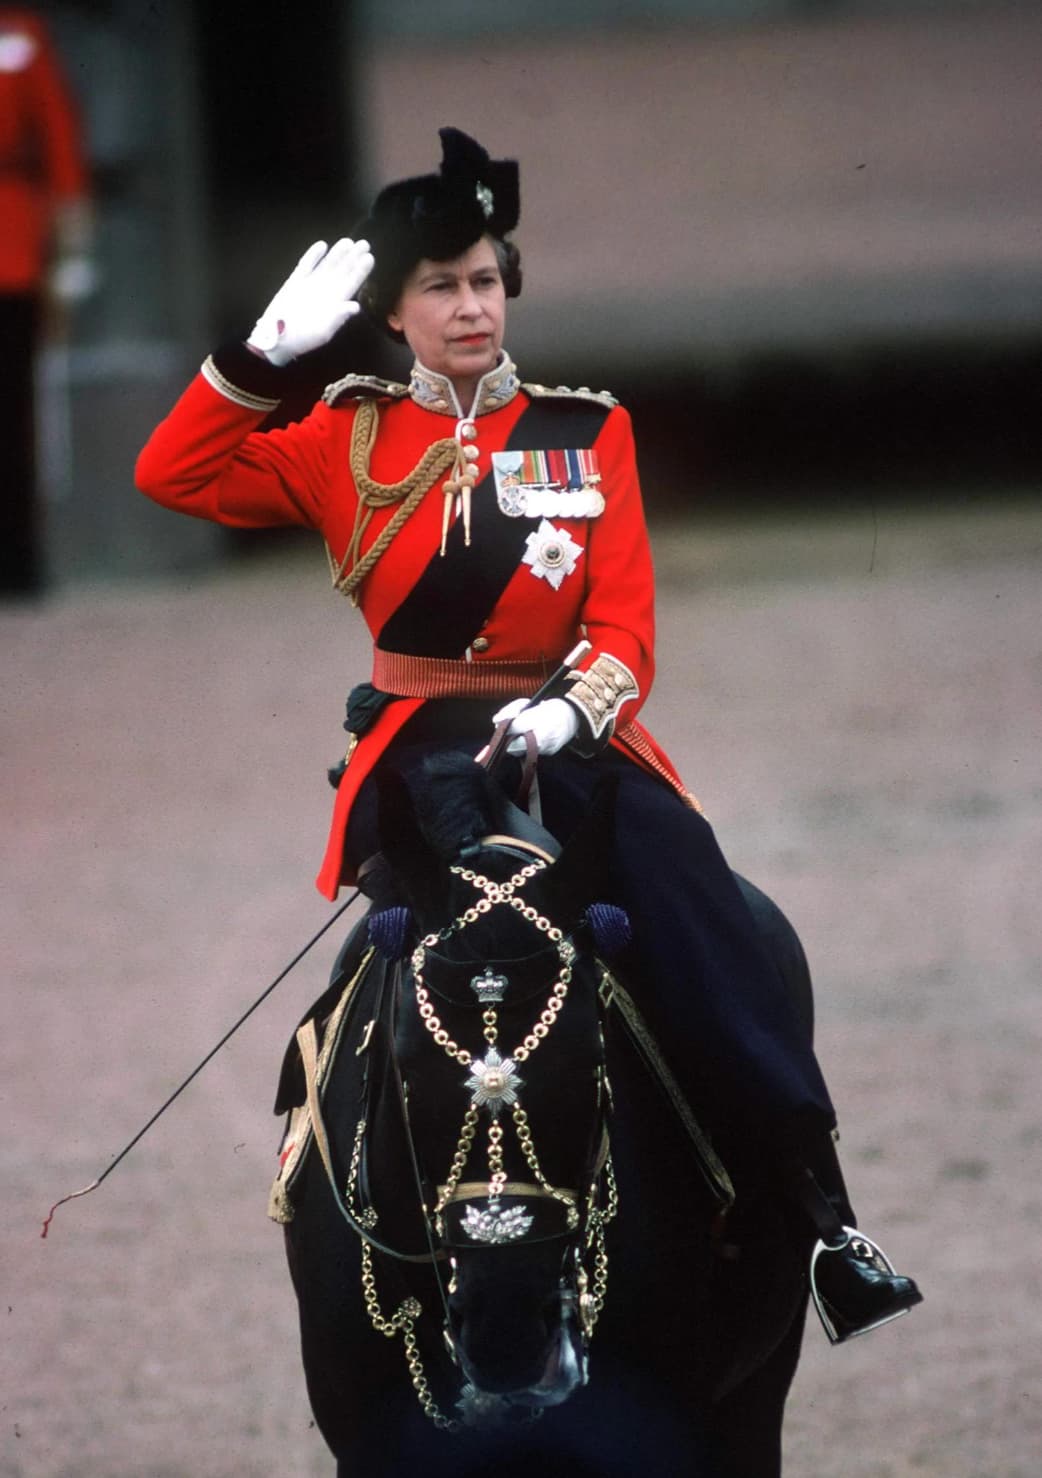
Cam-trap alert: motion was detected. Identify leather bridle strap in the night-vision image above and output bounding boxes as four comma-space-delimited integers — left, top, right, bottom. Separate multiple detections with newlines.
475, 835, 557, 865
600, 968, 736, 1209
515, 730, 541, 816
297, 1017, 440, 1264
438, 1180, 580, 1207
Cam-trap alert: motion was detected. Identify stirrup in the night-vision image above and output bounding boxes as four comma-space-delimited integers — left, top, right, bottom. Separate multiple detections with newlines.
809, 1227, 920, 1346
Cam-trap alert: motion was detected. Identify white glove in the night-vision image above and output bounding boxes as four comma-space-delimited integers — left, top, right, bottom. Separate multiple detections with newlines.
492, 697, 579, 757
248, 238, 374, 366
49, 255, 100, 304
49, 200, 99, 304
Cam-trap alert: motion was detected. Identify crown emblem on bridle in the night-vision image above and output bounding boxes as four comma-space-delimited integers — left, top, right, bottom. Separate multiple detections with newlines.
470, 967, 508, 1004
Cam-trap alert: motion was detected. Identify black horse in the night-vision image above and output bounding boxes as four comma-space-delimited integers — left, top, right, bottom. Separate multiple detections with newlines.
278, 755, 815, 1476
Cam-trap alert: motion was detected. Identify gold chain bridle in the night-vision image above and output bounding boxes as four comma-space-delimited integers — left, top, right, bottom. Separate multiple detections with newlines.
352, 853, 618, 1429
414, 859, 581, 1231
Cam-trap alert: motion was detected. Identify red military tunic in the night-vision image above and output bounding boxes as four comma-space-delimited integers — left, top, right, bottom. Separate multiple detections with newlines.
136, 348, 690, 897
0, 9, 89, 292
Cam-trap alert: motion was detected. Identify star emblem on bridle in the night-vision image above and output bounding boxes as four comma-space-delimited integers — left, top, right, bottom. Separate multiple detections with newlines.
464, 1047, 523, 1116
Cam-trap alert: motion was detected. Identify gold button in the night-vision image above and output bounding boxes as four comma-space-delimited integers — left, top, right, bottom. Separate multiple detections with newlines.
471, 637, 490, 653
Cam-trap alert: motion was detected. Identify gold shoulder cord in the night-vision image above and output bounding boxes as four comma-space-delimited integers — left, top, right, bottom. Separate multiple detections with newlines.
326, 400, 458, 604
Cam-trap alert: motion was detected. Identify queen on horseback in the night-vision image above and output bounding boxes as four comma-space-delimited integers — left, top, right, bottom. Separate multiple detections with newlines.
136, 126, 921, 1348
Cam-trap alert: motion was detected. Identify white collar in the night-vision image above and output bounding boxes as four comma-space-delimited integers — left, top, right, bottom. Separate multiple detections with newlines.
408, 352, 520, 418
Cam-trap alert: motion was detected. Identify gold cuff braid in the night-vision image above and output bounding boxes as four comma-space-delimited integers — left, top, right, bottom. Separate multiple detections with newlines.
565, 653, 640, 741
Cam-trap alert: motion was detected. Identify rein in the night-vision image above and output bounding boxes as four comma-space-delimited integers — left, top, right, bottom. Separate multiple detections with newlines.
600, 967, 735, 1209
297, 1013, 441, 1264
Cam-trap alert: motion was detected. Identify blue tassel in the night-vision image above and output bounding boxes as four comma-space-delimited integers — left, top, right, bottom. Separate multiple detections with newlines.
587, 902, 632, 958
368, 906, 412, 961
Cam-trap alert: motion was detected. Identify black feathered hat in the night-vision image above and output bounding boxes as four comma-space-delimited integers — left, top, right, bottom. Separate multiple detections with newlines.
357, 127, 521, 330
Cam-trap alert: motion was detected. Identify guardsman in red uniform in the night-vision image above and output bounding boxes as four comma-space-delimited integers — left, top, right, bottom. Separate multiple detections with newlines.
0, 8, 93, 594
136, 128, 920, 1344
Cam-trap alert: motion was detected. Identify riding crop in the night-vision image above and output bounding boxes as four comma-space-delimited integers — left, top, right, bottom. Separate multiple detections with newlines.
40, 888, 361, 1238
42, 641, 592, 1239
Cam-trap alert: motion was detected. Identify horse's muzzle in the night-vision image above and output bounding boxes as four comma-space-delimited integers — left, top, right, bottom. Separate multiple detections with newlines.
453, 1302, 588, 1410
508, 1318, 588, 1407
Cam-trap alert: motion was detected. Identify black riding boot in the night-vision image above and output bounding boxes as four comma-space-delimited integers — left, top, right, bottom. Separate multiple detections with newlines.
787, 1129, 923, 1344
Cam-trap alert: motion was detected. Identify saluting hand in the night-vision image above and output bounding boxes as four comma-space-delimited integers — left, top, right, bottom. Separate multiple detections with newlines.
247, 238, 375, 366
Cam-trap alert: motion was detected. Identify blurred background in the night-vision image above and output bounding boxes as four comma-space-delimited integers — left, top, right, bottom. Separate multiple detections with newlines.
3, 4, 1040, 1477
14, 0, 1042, 585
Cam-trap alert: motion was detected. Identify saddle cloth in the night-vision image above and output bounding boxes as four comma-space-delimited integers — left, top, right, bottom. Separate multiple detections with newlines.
268, 944, 381, 1224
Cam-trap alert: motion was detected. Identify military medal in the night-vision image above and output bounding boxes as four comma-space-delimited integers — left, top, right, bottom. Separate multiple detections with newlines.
493, 448, 605, 519
522, 520, 584, 590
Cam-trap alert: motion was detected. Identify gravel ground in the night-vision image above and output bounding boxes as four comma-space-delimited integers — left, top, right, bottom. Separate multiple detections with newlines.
2, 497, 1039, 1476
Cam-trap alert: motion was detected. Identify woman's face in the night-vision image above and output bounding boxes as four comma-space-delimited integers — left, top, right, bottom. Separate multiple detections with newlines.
388, 237, 506, 394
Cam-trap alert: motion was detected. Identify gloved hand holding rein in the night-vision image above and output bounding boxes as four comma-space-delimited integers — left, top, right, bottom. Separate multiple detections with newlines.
492, 696, 580, 758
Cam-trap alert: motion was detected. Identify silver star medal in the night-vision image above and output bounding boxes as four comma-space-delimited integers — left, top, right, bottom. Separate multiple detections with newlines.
464, 1047, 523, 1116
522, 519, 584, 590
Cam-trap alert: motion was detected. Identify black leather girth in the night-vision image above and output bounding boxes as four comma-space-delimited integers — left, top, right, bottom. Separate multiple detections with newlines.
377, 398, 611, 657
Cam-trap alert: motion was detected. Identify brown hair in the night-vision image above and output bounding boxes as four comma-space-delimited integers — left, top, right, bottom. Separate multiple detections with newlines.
362, 235, 522, 344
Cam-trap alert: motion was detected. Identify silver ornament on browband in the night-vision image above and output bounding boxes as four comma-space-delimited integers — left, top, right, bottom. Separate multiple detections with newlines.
461, 1202, 534, 1244
470, 967, 509, 1005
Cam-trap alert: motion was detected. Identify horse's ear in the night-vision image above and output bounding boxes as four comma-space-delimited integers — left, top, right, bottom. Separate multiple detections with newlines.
546, 772, 619, 922
375, 768, 450, 919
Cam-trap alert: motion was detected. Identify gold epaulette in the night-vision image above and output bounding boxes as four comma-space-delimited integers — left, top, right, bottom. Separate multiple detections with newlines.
521, 381, 618, 410
322, 373, 410, 407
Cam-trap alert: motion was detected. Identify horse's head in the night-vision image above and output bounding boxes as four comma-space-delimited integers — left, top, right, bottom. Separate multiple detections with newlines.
372, 754, 622, 1417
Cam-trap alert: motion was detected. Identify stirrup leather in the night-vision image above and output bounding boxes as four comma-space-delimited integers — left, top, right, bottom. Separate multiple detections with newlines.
809, 1227, 917, 1345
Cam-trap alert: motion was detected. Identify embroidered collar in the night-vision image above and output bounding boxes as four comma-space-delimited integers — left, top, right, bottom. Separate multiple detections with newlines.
409, 352, 520, 418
